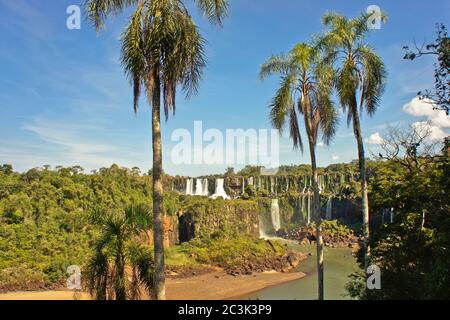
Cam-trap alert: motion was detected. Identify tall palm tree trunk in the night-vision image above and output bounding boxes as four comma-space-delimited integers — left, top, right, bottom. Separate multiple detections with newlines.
350, 98, 370, 273
304, 101, 324, 300
310, 143, 324, 300
152, 69, 166, 300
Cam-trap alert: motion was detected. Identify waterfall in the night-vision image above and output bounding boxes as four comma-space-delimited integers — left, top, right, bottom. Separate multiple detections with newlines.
210, 178, 230, 199
318, 176, 322, 194
325, 196, 333, 220
271, 199, 281, 231
300, 195, 306, 222
275, 177, 278, 195
194, 178, 209, 196
270, 177, 274, 193
307, 193, 311, 224
241, 177, 245, 194
302, 177, 307, 194
390, 207, 394, 223
185, 178, 195, 195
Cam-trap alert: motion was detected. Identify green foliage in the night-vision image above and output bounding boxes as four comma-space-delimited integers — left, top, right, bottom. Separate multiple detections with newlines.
178, 232, 286, 269
85, 205, 154, 300
180, 197, 260, 238
320, 220, 353, 238
0, 165, 152, 290
237, 165, 263, 176
347, 140, 450, 299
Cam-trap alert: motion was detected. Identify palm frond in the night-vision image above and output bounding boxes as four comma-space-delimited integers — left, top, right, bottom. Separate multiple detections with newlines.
268, 74, 296, 134
124, 204, 152, 232
193, 0, 229, 26
319, 96, 339, 145
84, 0, 138, 32
259, 54, 291, 80
120, 2, 145, 113
289, 100, 303, 151
336, 58, 359, 123
359, 45, 387, 115
86, 246, 109, 300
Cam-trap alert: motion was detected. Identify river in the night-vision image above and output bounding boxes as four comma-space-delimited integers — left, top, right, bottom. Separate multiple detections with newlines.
239, 241, 359, 300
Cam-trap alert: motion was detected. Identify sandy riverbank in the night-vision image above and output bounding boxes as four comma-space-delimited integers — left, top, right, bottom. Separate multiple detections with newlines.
0, 270, 306, 300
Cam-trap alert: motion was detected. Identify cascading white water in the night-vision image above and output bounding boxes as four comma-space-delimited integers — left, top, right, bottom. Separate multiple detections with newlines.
210, 178, 230, 199
241, 177, 245, 194
325, 196, 333, 220
318, 175, 322, 194
185, 178, 195, 195
306, 193, 311, 224
302, 177, 307, 194
194, 178, 209, 196
271, 199, 281, 231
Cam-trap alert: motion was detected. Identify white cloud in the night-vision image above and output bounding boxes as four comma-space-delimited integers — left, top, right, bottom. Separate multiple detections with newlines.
403, 97, 450, 128
365, 132, 384, 145
331, 155, 340, 161
317, 141, 325, 147
411, 121, 448, 141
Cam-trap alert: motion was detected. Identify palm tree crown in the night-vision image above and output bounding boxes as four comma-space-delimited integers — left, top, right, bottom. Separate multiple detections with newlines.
260, 43, 338, 150
85, 0, 228, 118
318, 12, 387, 123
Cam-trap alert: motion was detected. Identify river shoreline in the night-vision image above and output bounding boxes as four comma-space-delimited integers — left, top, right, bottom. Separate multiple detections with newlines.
0, 269, 307, 300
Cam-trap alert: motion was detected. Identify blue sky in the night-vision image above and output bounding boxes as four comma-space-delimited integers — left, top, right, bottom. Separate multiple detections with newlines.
0, 0, 449, 176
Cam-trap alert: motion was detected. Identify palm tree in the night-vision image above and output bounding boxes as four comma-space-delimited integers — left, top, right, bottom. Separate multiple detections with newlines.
84, 0, 228, 299
86, 205, 154, 300
318, 12, 387, 272
260, 43, 338, 300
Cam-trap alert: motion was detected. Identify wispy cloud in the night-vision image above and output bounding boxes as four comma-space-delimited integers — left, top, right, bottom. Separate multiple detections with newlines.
14, 117, 138, 170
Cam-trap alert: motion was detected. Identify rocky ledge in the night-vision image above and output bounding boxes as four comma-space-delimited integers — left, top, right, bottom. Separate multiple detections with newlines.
277, 225, 360, 248
227, 249, 308, 276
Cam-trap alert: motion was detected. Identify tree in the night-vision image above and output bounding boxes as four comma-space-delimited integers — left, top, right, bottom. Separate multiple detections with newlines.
86, 205, 154, 300
347, 136, 449, 299
84, 0, 228, 299
0, 164, 13, 175
260, 42, 338, 300
224, 167, 235, 176
377, 123, 442, 173
403, 23, 450, 115
318, 12, 387, 272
